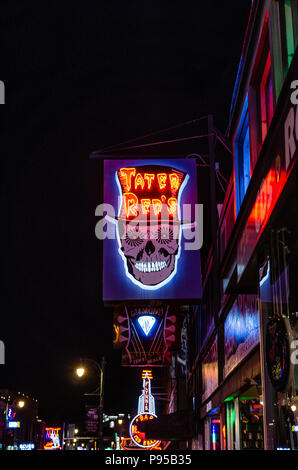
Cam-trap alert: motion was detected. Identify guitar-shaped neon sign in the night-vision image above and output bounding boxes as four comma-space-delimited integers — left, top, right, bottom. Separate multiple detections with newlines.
129, 370, 161, 449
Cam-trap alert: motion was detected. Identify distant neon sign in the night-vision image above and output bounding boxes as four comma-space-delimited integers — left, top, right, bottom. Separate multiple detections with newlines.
129, 371, 160, 449
7, 421, 20, 429
44, 427, 61, 450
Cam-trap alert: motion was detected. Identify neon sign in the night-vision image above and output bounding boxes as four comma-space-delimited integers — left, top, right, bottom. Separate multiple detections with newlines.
44, 427, 61, 450
7, 421, 20, 428
129, 370, 160, 449
137, 315, 156, 336
115, 164, 190, 290
102, 158, 202, 302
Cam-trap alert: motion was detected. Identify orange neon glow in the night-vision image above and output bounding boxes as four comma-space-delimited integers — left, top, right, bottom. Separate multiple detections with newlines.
141, 199, 151, 214
167, 197, 178, 215
135, 173, 145, 190
120, 437, 162, 451
152, 199, 162, 215
119, 168, 136, 192
157, 173, 167, 189
123, 193, 138, 217
169, 173, 180, 190
142, 370, 153, 379
118, 168, 184, 219
144, 173, 155, 189
44, 443, 54, 449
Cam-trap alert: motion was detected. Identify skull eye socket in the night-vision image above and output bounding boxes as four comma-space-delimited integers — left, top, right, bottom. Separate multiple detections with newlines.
125, 229, 144, 247
155, 227, 174, 244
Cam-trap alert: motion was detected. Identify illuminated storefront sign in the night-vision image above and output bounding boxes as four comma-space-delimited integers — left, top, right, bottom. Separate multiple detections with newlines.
113, 305, 180, 366
19, 443, 35, 450
6, 421, 20, 428
129, 371, 161, 449
120, 437, 163, 451
44, 427, 61, 450
102, 158, 202, 302
224, 295, 260, 379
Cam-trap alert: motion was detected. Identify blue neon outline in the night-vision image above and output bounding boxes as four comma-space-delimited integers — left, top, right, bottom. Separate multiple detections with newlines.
112, 168, 190, 290
137, 315, 157, 336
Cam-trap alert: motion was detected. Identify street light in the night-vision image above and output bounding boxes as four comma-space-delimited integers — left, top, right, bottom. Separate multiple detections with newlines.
17, 400, 25, 408
76, 368, 85, 378
75, 357, 105, 450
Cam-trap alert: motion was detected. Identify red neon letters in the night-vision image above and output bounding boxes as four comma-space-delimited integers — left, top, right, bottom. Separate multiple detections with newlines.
118, 167, 182, 219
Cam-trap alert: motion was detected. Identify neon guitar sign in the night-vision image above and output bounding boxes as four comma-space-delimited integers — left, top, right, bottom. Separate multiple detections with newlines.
129, 370, 161, 449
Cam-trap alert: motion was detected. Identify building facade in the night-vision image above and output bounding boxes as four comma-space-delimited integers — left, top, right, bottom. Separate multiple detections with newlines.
188, 0, 298, 451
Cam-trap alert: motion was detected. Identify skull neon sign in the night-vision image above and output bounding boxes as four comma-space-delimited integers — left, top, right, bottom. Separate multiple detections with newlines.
114, 165, 190, 289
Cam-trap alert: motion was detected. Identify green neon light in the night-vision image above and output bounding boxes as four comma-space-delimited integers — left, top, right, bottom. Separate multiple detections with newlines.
224, 395, 234, 403
285, 0, 295, 69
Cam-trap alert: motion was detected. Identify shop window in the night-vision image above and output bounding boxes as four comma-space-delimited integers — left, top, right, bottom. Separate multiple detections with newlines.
210, 417, 221, 451
250, 12, 274, 159
234, 94, 251, 215
239, 398, 264, 450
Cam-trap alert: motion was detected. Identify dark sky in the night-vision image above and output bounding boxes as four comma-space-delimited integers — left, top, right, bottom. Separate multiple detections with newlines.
0, 1, 251, 426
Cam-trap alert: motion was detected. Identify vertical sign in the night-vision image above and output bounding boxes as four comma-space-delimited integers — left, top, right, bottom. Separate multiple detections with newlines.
102, 158, 202, 302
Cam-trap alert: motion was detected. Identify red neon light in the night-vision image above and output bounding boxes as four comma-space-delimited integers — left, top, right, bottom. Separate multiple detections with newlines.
135, 173, 145, 190
117, 167, 184, 220
167, 197, 178, 215
123, 193, 139, 217
119, 168, 136, 192
144, 174, 155, 189
141, 199, 151, 214
169, 173, 180, 190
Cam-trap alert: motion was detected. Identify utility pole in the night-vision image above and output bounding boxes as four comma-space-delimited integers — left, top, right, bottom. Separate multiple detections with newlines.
208, 115, 220, 314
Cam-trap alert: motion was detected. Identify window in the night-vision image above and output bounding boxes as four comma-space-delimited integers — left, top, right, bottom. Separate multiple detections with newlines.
279, 0, 298, 76
260, 52, 274, 143
234, 94, 251, 215
250, 13, 274, 159
270, 0, 298, 100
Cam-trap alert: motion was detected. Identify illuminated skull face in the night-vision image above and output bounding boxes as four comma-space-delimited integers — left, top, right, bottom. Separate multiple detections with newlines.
119, 223, 180, 286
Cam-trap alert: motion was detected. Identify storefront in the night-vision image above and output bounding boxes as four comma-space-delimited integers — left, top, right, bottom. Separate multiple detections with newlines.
236, 52, 298, 449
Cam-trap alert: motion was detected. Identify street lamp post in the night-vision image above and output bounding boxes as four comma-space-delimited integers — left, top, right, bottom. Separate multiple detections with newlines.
75, 357, 105, 450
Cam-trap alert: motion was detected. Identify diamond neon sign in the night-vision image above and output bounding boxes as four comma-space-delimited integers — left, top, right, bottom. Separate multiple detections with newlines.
137, 315, 156, 336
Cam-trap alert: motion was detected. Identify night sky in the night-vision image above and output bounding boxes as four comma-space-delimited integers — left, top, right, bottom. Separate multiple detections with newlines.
0, 1, 251, 426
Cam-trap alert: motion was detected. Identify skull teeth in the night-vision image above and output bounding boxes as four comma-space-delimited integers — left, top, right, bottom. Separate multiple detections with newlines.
135, 261, 167, 273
